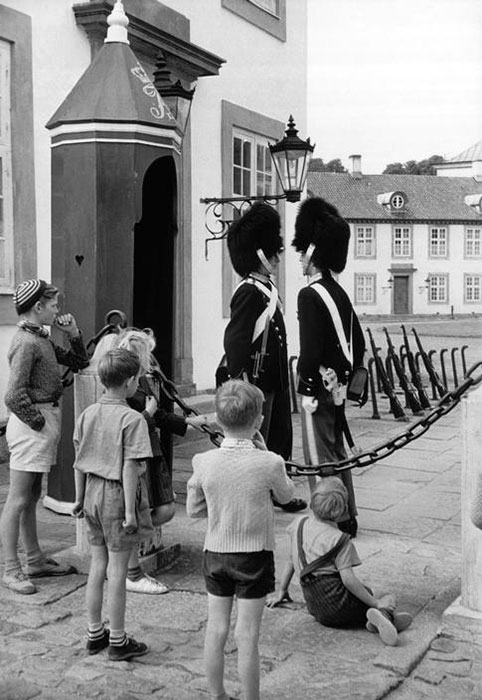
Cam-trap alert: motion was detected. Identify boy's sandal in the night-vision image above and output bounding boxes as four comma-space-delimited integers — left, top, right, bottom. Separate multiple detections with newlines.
25, 558, 77, 578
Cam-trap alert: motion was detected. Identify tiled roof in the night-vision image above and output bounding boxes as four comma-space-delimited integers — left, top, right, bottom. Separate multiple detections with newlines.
448, 140, 482, 163
307, 172, 482, 222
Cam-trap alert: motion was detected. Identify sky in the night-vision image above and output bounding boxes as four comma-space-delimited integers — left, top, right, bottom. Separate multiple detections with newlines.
307, 0, 482, 174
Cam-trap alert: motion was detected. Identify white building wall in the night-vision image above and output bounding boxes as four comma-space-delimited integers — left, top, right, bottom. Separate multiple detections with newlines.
172, 0, 308, 389
347, 222, 482, 318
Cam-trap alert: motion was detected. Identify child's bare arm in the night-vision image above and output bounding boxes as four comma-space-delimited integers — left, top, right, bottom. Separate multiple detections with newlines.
266, 560, 295, 608
122, 459, 140, 533
340, 568, 393, 609
72, 470, 86, 517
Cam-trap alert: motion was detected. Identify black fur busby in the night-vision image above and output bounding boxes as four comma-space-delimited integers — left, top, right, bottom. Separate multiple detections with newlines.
227, 203, 284, 276
292, 197, 350, 273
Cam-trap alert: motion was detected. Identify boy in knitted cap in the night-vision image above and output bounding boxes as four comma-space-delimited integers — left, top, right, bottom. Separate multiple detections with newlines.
1, 279, 89, 594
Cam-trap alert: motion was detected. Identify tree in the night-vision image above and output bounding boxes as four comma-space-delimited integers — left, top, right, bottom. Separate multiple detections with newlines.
382, 155, 444, 175
309, 157, 347, 173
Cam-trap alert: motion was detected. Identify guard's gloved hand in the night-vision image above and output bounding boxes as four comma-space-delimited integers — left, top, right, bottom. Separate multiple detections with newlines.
302, 396, 318, 414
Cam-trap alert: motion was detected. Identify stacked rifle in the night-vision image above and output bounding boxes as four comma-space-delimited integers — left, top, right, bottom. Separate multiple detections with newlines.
365, 325, 463, 421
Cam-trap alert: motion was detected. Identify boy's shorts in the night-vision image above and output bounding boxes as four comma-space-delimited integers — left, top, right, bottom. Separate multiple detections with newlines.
203, 550, 275, 599
83, 473, 153, 552
7, 405, 61, 473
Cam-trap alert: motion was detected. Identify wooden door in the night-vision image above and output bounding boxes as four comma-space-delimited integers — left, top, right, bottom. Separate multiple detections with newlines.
393, 275, 409, 314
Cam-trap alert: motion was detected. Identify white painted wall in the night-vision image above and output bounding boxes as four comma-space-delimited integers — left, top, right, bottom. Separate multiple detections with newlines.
173, 0, 308, 389
346, 222, 482, 316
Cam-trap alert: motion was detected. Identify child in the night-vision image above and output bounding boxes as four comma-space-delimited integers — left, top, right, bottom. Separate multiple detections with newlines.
266, 477, 412, 646
116, 328, 210, 594
72, 348, 152, 661
187, 379, 295, 700
1, 279, 89, 595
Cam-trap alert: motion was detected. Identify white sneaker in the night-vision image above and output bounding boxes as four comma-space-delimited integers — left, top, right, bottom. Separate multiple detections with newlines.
3, 569, 37, 595
125, 573, 169, 595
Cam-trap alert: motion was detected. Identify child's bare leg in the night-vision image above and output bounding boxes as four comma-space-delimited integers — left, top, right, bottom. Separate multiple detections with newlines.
235, 597, 265, 700
106, 548, 131, 632
204, 594, 233, 698
122, 462, 138, 533
0, 471, 40, 569
86, 545, 108, 625
21, 473, 43, 562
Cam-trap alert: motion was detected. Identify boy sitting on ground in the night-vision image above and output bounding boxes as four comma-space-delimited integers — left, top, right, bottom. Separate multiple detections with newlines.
72, 348, 153, 661
267, 476, 412, 646
187, 379, 295, 700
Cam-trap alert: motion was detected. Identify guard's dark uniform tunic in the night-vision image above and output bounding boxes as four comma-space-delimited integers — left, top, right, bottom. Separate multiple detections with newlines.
224, 274, 292, 460
297, 270, 365, 520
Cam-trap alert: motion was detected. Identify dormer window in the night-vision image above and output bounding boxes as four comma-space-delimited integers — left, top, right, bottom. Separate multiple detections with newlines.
464, 194, 482, 215
377, 191, 407, 212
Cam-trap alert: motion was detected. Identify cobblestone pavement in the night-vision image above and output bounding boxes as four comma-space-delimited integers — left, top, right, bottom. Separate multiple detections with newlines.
1, 385, 482, 698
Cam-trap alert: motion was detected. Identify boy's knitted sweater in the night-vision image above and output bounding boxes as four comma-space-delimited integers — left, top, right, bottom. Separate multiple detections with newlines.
187, 438, 295, 552
4, 326, 89, 430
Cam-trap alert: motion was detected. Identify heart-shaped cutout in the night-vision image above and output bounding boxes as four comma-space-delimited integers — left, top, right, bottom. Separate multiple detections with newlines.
75, 255, 84, 267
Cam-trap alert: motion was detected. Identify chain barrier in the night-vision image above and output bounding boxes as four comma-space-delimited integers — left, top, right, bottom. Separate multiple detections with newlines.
285, 361, 482, 478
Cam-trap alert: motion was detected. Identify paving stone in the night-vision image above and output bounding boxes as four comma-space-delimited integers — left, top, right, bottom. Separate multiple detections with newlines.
0, 678, 41, 700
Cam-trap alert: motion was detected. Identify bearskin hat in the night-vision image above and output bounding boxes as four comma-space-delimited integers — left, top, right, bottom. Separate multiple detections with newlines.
227, 203, 284, 276
292, 197, 350, 273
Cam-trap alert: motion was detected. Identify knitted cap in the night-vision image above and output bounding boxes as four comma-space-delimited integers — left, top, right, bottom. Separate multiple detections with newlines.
13, 279, 48, 315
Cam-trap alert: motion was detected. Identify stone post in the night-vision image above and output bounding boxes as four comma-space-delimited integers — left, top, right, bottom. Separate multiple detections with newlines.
461, 384, 482, 611
444, 384, 482, 624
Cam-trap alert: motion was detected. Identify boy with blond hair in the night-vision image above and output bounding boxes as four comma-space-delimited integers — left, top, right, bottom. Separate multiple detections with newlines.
187, 379, 295, 700
267, 477, 412, 646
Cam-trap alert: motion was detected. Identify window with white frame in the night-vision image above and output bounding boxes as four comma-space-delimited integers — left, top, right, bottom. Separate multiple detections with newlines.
392, 226, 412, 257
465, 227, 482, 258
355, 226, 375, 257
233, 130, 275, 198
428, 274, 448, 303
465, 275, 482, 303
429, 227, 447, 257
354, 273, 376, 304
0, 40, 13, 290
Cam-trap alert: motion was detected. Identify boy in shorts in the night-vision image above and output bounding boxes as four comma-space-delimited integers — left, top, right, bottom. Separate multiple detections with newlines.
72, 348, 153, 661
1, 279, 88, 595
266, 477, 412, 645
187, 379, 295, 700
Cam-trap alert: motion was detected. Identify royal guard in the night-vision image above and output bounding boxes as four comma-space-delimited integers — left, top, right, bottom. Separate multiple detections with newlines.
292, 197, 366, 537
223, 203, 306, 513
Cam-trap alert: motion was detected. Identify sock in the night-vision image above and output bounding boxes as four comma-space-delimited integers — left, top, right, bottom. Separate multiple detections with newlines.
26, 550, 44, 568
109, 629, 127, 647
87, 621, 105, 642
127, 565, 143, 582
4, 558, 22, 576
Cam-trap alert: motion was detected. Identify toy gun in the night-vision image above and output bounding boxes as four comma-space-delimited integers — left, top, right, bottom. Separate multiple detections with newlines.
383, 327, 423, 415
367, 328, 407, 420
411, 327, 446, 399
401, 325, 431, 409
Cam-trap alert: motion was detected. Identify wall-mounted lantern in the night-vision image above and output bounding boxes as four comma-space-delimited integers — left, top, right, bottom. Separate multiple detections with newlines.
200, 115, 314, 254
154, 51, 196, 137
